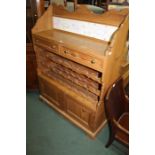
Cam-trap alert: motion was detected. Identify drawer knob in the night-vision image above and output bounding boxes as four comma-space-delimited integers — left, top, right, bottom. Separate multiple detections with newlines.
91, 59, 96, 64
64, 50, 68, 54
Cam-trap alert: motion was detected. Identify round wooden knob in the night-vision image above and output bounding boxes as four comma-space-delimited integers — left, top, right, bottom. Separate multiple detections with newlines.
64, 50, 68, 54
91, 59, 96, 64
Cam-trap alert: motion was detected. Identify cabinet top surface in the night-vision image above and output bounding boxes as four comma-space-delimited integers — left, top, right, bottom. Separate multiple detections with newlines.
33, 29, 109, 57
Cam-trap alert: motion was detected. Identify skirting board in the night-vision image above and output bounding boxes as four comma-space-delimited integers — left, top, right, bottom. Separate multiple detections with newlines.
40, 95, 107, 138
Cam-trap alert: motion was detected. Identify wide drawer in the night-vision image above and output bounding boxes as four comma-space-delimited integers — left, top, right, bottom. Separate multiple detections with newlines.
34, 37, 59, 52
60, 46, 103, 72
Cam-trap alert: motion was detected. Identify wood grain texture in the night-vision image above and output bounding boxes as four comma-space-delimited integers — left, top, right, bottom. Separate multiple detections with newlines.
99, 14, 129, 103
38, 72, 97, 111
45, 70, 99, 102
40, 95, 107, 138
32, 5, 129, 137
32, 5, 53, 34
33, 30, 107, 72
33, 29, 108, 58
36, 46, 102, 83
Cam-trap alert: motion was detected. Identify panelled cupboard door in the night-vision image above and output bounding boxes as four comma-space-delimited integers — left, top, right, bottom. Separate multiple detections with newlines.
38, 76, 65, 110
65, 95, 95, 130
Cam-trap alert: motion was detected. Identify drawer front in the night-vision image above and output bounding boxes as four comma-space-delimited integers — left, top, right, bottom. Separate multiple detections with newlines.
34, 37, 59, 52
60, 46, 103, 71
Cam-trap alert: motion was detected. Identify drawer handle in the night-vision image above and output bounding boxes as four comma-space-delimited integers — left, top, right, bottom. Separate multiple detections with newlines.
64, 50, 78, 58
91, 59, 96, 64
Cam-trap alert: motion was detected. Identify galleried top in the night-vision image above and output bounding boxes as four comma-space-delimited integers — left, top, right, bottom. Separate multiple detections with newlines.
52, 3, 128, 27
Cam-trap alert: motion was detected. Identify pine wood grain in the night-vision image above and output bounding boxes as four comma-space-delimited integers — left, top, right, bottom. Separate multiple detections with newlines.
32, 5, 129, 137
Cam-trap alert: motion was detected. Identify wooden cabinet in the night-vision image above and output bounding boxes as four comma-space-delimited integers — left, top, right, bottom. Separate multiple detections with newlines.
32, 4, 129, 138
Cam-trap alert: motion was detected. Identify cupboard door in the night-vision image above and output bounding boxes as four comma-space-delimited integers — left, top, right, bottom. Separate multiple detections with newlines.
81, 108, 90, 125
57, 90, 66, 110
67, 98, 81, 121
66, 95, 94, 129
38, 76, 64, 110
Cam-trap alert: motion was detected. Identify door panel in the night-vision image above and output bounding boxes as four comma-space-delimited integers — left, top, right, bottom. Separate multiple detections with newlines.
66, 95, 94, 128
38, 75, 64, 109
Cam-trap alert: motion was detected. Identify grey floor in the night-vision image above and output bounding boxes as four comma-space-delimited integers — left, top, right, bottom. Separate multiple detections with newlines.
26, 91, 128, 155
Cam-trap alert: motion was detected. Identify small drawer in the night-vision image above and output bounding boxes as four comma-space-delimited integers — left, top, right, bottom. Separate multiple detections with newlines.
34, 37, 59, 52
60, 46, 103, 71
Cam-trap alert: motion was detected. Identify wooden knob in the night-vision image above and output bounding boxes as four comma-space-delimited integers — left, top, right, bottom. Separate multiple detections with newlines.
64, 50, 68, 54
91, 59, 96, 64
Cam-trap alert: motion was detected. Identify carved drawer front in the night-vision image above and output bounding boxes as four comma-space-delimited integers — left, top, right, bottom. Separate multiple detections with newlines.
66, 95, 94, 128
34, 37, 59, 53
60, 46, 103, 71
38, 75, 64, 110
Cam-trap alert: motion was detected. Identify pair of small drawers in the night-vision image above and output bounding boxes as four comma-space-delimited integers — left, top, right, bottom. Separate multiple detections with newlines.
34, 37, 103, 72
